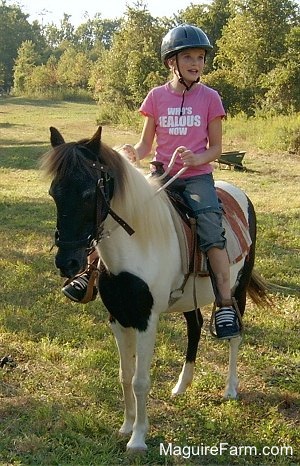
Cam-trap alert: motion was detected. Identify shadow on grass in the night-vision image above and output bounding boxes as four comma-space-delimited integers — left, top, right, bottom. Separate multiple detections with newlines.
0, 97, 68, 108
0, 144, 49, 170
0, 199, 55, 232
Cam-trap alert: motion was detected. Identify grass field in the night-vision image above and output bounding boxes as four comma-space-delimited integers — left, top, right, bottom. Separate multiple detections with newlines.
0, 97, 299, 465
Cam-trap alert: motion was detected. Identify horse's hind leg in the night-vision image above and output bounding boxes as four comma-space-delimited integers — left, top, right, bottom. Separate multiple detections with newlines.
224, 196, 256, 399
224, 335, 242, 398
172, 308, 203, 395
223, 266, 249, 399
110, 320, 136, 435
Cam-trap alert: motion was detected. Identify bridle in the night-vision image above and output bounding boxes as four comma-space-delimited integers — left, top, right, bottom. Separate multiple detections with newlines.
53, 148, 135, 253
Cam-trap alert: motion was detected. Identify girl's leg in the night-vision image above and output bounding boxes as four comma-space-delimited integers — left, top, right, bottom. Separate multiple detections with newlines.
206, 246, 232, 303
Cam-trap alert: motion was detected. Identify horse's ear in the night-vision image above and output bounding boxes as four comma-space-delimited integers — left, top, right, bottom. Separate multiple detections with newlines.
50, 127, 65, 147
86, 126, 102, 154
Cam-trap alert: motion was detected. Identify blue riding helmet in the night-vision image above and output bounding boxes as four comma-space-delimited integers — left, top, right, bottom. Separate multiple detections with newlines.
161, 24, 213, 68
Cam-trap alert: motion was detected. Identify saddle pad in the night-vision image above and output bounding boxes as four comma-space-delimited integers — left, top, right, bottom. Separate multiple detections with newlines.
218, 187, 252, 264
170, 187, 252, 276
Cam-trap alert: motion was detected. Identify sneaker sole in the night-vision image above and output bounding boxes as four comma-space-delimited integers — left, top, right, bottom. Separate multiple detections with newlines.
217, 332, 241, 340
62, 289, 80, 302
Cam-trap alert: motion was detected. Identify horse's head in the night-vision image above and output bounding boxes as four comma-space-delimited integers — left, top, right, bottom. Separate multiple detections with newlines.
43, 126, 117, 278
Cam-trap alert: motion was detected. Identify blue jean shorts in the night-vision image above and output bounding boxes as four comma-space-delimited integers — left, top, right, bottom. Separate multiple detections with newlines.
182, 173, 226, 252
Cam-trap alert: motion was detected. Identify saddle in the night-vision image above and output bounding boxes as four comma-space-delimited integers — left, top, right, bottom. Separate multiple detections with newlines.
165, 183, 252, 277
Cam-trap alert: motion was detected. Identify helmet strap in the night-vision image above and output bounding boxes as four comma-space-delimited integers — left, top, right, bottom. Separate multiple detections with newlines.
175, 55, 200, 116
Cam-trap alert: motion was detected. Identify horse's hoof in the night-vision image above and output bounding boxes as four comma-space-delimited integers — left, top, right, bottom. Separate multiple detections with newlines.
119, 423, 133, 436
126, 445, 147, 454
118, 430, 131, 437
223, 389, 238, 400
171, 384, 187, 396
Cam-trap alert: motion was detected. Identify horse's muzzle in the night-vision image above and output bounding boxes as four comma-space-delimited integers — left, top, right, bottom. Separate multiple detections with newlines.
55, 250, 87, 278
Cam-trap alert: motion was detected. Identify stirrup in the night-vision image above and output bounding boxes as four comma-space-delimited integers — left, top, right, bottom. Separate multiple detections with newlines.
80, 261, 99, 304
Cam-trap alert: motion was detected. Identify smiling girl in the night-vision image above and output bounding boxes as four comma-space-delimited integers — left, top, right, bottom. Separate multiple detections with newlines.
124, 24, 241, 339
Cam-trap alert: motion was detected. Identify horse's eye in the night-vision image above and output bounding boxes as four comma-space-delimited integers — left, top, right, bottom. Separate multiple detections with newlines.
82, 190, 95, 203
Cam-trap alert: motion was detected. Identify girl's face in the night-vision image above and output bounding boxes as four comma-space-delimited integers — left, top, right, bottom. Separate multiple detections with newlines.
170, 48, 206, 85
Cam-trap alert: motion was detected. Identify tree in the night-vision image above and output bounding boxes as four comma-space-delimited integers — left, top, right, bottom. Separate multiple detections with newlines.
28, 57, 58, 97
215, 11, 263, 88
236, 0, 299, 73
178, 0, 231, 71
260, 26, 300, 113
0, 1, 46, 90
213, 0, 300, 113
93, 3, 166, 109
74, 16, 121, 52
13, 41, 39, 94
56, 48, 92, 89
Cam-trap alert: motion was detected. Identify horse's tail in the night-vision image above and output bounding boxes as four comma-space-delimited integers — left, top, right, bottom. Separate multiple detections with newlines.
247, 269, 273, 307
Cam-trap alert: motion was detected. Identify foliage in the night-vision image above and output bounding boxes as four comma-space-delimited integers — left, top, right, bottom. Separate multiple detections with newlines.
215, 12, 263, 87
213, 0, 300, 114
0, 1, 46, 90
1, 0, 299, 115
92, 5, 167, 109
73, 16, 121, 51
56, 48, 92, 89
258, 26, 300, 114
13, 41, 40, 95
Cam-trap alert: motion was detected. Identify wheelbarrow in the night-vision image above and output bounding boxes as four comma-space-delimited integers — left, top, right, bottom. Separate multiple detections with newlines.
217, 151, 246, 171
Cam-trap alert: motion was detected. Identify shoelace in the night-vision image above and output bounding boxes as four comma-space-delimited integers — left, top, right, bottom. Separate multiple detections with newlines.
215, 308, 236, 327
70, 274, 90, 290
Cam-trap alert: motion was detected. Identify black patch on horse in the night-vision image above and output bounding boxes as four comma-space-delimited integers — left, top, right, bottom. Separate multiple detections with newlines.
98, 266, 153, 331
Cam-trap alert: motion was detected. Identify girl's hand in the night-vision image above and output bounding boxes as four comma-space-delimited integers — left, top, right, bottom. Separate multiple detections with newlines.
176, 146, 199, 166
121, 144, 137, 163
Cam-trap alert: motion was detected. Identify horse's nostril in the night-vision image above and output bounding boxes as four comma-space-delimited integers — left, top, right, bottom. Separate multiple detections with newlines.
67, 259, 80, 270
55, 255, 84, 278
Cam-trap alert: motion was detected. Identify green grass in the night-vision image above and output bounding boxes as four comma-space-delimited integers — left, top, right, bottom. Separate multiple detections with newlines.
0, 97, 299, 465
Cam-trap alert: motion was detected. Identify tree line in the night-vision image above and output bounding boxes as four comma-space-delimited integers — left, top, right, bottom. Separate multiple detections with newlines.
0, 0, 299, 119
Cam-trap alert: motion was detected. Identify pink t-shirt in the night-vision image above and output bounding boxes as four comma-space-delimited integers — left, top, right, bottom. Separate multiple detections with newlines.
139, 82, 226, 177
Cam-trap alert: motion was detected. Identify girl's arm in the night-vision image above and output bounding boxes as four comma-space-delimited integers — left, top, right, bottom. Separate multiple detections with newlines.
122, 116, 156, 162
135, 116, 156, 160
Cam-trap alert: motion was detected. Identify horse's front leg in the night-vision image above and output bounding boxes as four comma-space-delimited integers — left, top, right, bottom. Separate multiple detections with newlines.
110, 320, 136, 435
224, 335, 242, 399
127, 313, 159, 453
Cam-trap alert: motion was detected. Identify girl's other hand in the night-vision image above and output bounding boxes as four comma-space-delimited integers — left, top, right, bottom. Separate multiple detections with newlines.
121, 144, 137, 163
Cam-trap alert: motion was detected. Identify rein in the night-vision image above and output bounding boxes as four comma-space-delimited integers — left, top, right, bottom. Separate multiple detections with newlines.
95, 169, 135, 238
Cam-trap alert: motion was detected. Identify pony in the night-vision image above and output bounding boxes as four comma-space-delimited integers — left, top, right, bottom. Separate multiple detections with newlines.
42, 126, 269, 452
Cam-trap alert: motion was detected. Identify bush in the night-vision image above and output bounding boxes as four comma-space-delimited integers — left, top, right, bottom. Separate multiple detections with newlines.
223, 112, 300, 154
287, 127, 300, 155
96, 103, 143, 131
203, 70, 258, 116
